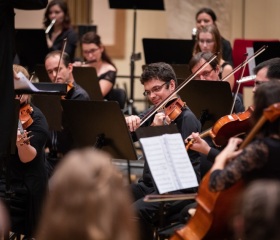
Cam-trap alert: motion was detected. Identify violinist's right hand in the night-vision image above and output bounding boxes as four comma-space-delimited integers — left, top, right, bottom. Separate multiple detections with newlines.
125, 115, 141, 132
185, 132, 211, 155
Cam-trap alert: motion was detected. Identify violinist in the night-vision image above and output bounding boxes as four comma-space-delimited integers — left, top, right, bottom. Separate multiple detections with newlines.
44, 50, 90, 100
0, 65, 49, 239
126, 62, 201, 240
209, 80, 280, 189
44, 50, 90, 176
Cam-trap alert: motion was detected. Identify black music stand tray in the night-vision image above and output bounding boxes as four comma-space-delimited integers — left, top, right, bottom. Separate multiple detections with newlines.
61, 100, 138, 181
31, 95, 62, 131
143, 38, 195, 64
109, 0, 165, 115
72, 67, 103, 101
253, 41, 280, 65
177, 80, 233, 131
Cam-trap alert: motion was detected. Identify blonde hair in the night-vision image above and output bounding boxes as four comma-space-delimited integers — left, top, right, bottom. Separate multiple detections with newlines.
13, 64, 30, 79
36, 148, 138, 240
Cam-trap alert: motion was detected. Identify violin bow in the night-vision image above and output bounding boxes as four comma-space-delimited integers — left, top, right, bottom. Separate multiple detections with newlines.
140, 53, 219, 126
54, 38, 67, 83
221, 45, 267, 83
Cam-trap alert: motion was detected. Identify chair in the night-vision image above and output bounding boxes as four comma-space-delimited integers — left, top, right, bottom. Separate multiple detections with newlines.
106, 88, 127, 110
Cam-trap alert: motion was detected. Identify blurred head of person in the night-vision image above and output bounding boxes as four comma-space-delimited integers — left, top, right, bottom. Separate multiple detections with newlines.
195, 7, 217, 29
36, 148, 138, 240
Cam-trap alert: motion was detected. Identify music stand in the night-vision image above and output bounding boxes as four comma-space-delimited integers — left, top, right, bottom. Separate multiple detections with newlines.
35, 64, 50, 83
109, 0, 165, 115
31, 95, 62, 131
253, 41, 280, 65
15, 29, 49, 73
61, 100, 137, 160
72, 67, 103, 100
177, 80, 233, 131
143, 38, 195, 64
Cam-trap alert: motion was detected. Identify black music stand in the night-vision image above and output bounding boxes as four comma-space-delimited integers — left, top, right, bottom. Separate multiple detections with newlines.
31, 95, 62, 131
177, 80, 233, 131
109, 0, 165, 115
143, 38, 195, 64
15, 29, 49, 73
34, 64, 50, 83
253, 41, 280, 65
61, 100, 138, 182
72, 67, 103, 100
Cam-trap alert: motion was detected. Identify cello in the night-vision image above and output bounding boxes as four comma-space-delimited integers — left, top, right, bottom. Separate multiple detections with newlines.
170, 102, 280, 240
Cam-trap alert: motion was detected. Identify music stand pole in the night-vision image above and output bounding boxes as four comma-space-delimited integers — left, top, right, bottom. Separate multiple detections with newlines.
127, 8, 141, 115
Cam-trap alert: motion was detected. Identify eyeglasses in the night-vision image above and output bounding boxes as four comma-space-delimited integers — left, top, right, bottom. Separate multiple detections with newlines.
82, 48, 100, 55
194, 69, 214, 80
143, 82, 169, 96
254, 80, 267, 87
198, 39, 214, 45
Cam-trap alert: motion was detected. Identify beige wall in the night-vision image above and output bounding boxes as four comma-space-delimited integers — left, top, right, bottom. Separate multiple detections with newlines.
14, 0, 280, 111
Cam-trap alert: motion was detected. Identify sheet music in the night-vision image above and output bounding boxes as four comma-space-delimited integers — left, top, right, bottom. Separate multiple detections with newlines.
140, 133, 198, 194
14, 72, 40, 91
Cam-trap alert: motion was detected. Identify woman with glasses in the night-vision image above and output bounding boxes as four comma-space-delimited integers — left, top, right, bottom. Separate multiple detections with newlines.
43, 0, 78, 62
74, 31, 117, 98
193, 25, 235, 90
125, 62, 201, 240
194, 7, 233, 67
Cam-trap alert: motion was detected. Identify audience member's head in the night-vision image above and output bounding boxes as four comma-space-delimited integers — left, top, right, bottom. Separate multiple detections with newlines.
232, 180, 280, 240
36, 148, 138, 240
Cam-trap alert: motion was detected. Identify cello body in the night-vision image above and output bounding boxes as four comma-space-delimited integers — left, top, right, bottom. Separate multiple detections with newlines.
170, 172, 244, 240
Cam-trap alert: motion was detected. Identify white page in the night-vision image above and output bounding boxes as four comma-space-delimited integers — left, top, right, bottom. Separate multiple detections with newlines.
140, 133, 198, 194
14, 72, 40, 91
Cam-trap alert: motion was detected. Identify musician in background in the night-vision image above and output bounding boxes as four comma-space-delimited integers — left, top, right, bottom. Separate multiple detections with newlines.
126, 62, 201, 240
209, 80, 280, 192
252, 57, 280, 93
73, 31, 117, 98
194, 7, 233, 67
43, 0, 78, 61
0, 65, 49, 239
44, 50, 90, 176
193, 25, 235, 90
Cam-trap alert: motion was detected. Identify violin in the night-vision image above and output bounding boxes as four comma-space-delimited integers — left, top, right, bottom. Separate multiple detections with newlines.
186, 106, 254, 149
164, 98, 186, 122
19, 103, 33, 129
171, 103, 280, 240
18, 103, 33, 145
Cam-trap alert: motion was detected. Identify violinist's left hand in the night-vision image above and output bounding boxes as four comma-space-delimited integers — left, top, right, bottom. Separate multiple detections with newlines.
211, 137, 243, 171
152, 112, 171, 126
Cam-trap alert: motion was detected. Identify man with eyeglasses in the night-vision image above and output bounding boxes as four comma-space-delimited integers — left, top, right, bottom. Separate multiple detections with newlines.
189, 52, 244, 114
126, 62, 201, 240
252, 57, 280, 93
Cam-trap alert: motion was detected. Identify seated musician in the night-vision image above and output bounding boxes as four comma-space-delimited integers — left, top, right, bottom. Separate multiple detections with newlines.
44, 50, 90, 176
0, 65, 49, 239
209, 80, 280, 191
125, 62, 201, 240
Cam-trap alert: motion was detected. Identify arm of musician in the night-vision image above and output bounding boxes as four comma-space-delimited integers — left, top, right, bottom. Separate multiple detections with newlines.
185, 132, 211, 155
151, 112, 171, 126
222, 64, 235, 91
99, 80, 113, 97
125, 115, 141, 132
45, 34, 53, 49
210, 137, 243, 171
16, 129, 37, 163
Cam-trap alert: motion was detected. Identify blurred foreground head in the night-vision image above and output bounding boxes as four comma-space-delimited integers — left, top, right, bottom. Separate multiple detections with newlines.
36, 148, 138, 240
